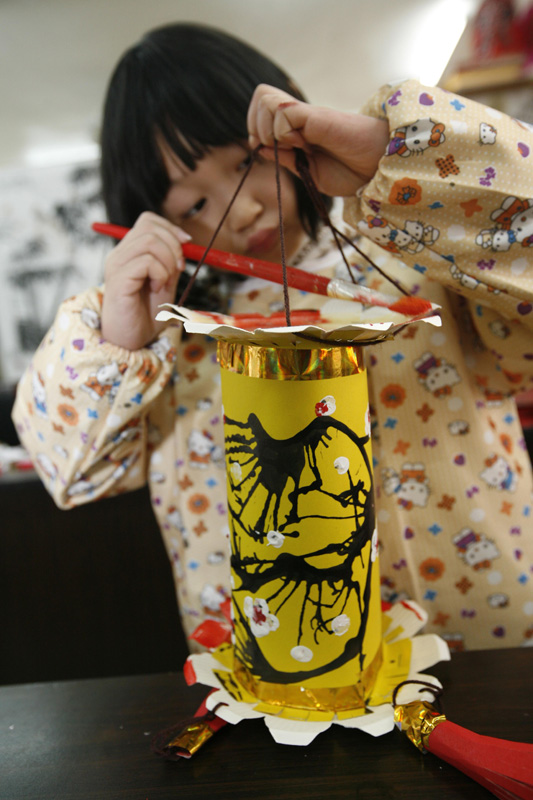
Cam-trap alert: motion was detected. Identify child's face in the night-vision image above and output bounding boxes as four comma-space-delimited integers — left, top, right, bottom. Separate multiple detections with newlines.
160, 142, 305, 263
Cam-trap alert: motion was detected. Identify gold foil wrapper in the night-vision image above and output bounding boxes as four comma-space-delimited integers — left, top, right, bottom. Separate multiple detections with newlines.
220, 340, 380, 713
166, 719, 216, 757
233, 647, 382, 712
217, 341, 364, 381
394, 701, 447, 752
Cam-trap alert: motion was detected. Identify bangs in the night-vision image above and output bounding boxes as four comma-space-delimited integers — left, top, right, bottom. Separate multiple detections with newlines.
155, 81, 250, 172
147, 30, 278, 170
101, 23, 330, 238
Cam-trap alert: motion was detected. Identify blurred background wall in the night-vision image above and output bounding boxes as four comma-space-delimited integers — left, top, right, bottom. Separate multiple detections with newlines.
1, 0, 483, 170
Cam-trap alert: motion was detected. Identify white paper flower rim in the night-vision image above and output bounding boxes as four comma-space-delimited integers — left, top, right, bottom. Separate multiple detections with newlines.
156, 304, 441, 348
184, 600, 450, 747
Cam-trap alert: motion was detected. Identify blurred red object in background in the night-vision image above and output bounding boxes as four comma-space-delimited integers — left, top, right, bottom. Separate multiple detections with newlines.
471, 0, 523, 61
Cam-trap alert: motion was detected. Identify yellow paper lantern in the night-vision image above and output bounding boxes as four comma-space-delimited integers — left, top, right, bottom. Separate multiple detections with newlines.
219, 340, 382, 713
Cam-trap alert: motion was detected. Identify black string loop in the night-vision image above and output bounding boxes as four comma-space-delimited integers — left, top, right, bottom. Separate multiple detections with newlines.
392, 679, 444, 709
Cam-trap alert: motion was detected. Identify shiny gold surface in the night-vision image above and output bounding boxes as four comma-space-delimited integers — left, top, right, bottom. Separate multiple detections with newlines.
394, 701, 447, 751
217, 340, 364, 380
167, 720, 216, 756
232, 647, 383, 713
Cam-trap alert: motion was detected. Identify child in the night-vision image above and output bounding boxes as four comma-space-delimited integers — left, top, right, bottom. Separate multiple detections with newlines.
13, 23, 533, 651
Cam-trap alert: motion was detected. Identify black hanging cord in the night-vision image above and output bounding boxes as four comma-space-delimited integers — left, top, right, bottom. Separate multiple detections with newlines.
177, 144, 263, 307
293, 149, 410, 297
177, 140, 412, 315
294, 149, 358, 285
273, 140, 292, 327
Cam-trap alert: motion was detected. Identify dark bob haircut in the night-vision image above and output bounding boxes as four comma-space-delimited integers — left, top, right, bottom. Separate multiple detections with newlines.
100, 22, 332, 239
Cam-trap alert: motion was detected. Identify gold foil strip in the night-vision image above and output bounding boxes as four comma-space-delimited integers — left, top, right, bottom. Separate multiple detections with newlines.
394, 700, 447, 752
166, 719, 216, 757
232, 647, 383, 714
217, 341, 364, 381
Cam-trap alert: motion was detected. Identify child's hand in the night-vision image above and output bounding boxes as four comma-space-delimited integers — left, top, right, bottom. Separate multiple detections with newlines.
247, 85, 389, 197
101, 212, 191, 351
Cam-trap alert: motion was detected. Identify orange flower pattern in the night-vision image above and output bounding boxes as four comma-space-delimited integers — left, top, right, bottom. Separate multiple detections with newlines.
137, 359, 158, 384
420, 558, 445, 581
188, 493, 210, 514
57, 403, 79, 426
389, 177, 422, 206
380, 384, 406, 408
183, 343, 205, 363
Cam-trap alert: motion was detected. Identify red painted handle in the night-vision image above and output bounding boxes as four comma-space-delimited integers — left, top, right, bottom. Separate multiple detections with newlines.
91, 222, 330, 296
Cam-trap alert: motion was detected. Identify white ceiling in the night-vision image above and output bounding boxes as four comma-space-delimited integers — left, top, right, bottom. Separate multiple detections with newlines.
0, 0, 483, 169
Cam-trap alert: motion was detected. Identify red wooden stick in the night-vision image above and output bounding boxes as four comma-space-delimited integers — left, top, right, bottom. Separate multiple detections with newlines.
92, 222, 433, 317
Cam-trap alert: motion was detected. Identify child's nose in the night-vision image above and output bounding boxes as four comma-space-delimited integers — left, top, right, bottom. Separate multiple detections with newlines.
226, 194, 263, 232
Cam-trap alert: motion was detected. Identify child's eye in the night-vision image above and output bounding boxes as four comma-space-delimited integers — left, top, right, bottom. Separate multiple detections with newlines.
238, 152, 253, 170
183, 198, 206, 219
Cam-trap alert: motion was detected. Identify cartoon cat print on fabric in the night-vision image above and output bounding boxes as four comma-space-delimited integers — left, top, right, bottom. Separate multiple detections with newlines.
453, 527, 501, 571
381, 462, 430, 510
413, 352, 461, 398
358, 216, 440, 255
476, 196, 533, 252
386, 119, 446, 157
479, 122, 497, 145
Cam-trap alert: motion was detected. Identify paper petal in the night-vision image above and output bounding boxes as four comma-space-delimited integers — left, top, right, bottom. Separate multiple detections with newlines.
382, 600, 429, 643
204, 688, 265, 724
409, 634, 451, 675
156, 304, 441, 348
184, 601, 450, 746
186, 653, 227, 689
263, 715, 333, 746
335, 703, 395, 737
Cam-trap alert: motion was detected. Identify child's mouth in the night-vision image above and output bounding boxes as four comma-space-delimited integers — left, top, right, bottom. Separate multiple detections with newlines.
246, 227, 278, 255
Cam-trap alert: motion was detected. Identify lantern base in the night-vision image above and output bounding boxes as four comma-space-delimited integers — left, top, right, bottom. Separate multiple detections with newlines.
184, 600, 450, 746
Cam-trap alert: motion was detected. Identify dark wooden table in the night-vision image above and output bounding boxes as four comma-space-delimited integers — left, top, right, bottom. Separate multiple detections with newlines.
1, 648, 531, 800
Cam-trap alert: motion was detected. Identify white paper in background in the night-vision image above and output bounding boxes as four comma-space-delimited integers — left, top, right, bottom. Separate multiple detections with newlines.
0, 160, 112, 384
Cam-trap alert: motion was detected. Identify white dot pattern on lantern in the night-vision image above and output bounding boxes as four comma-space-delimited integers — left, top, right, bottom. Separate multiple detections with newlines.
290, 645, 313, 662
331, 614, 351, 635
334, 456, 350, 474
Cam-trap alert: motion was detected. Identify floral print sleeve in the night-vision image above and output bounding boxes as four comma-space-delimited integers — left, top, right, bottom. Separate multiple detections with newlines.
12, 286, 180, 508
339, 82, 533, 650
344, 79, 533, 395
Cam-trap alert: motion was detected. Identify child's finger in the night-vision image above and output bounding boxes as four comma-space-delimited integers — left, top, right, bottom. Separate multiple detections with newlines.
247, 84, 297, 147
105, 234, 185, 303
255, 145, 298, 174
110, 218, 190, 285
139, 229, 186, 275
110, 232, 181, 286
133, 212, 191, 269
252, 96, 291, 146
134, 210, 192, 245
121, 252, 176, 295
